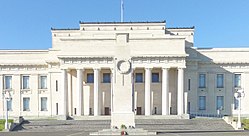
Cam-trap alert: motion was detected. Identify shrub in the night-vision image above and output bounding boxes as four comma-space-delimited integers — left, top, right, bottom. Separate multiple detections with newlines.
242, 119, 249, 130
120, 124, 127, 129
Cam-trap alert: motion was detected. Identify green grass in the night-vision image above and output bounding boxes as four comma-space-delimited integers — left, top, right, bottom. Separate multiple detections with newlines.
242, 119, 249, 130
0, 119, 14, 131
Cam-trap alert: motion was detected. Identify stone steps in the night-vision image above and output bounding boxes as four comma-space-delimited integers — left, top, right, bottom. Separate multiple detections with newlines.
14, 118, 234, 133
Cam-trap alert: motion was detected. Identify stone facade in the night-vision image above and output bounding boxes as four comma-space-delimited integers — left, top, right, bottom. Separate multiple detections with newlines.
0, 21, 249, 118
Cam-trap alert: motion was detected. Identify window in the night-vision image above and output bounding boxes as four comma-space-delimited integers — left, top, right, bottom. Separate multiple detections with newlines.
199, 74, 206, 88
41, 97, 47, 111
56, 103, 58, 115
7, 99, 12, 111
234, 74, 241, 88
23, 97, 30, 111
135, 73, 143, 83
89, 108, 92, 115
217, 74, 224, 88
56, 80, 58, 92
216, 96, 224, 110
103, 73, 111, 83
87, 73, 94, 83
40, 76, 47, 89
234, 97, 239, 110
22, 76, 30, 89
4, 76, 12, 89
199, 96, 206, 110
187, 102, 190, 114
188, 79, 191, 91
152, 73, 159, 83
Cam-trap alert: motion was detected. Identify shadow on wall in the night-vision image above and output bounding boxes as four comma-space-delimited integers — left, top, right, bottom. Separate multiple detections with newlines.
186, 47, 238, 117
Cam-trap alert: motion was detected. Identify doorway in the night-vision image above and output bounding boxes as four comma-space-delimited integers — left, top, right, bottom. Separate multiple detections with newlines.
105, 107, 110, 115
137, 107, 142, 115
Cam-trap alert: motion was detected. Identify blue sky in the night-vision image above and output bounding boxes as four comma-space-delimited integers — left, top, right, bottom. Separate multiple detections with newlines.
0, 0, 249, 49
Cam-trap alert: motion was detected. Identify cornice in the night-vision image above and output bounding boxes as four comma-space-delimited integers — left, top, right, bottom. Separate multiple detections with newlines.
58, 55, 113, 59
131, 54, 188, 58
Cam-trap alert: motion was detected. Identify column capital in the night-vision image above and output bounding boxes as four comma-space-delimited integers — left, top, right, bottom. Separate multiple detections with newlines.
162, 67, 170, 70
145, 67, 153, 70
177, 67, 186, 70
76, 68, 85, 71
93, 67, 101, 71
61, 68, 70, 72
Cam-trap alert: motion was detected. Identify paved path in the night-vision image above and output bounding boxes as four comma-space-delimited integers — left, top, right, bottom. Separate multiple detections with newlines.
1, 131, 249, 136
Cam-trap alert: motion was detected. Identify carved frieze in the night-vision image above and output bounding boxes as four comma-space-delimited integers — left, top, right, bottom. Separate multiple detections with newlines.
0, 65, 47, 71
61, 57, 113, 65
220, 64, 249, 69
131, 57, 185, 64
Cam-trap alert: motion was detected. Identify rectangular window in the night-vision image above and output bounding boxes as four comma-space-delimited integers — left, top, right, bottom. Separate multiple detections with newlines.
56, 80, 58, 92
4, 76, 12, 89
216, 96, 224, 110
188, 79, 191, 91
234, 97, 239, 110
234, 74, 241, 88
7, 99, 12, 111
135, 73, 143, 83
103, 73, 111, 83
199, 96, 206, 110
56, 103, 58, 115
152, 73, 159, 83
22, 76, 30, 89
41, 97, 47, 111
89, 108, 92, 115
40, 76, 47, 89
87, 73, 94, 83
199, 74, 206, 88
23, 97, 30, 111
187, 102, 190, 114
217, 74, 224, 88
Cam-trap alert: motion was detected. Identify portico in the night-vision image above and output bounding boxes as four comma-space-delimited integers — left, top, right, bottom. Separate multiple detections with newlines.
59, 61, 186, 118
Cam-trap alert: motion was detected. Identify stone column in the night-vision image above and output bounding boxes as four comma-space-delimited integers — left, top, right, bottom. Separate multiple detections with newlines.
184, 92, 188, 114
162, 68, 169, 115
77, 69, 84, 116
94, 68, 100, 116
61, 69, 68, 119
67, 71, 72, 116
111, 69, 114, 113
0, 74, 3, 118
177, 68, 184, 115
145, 68, 151, 116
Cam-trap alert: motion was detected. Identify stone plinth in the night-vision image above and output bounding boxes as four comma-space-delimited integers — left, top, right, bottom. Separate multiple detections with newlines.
90, 128, 157, 135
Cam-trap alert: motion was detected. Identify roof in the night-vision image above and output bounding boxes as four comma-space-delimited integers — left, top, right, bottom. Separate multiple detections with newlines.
167, 26, 195, 29
79, 20, 166, 24
51, 28, 80, 30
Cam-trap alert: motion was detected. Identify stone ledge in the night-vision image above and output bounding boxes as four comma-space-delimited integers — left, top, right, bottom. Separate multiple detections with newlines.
57, 115, 68, 120
90, 128, 156, 135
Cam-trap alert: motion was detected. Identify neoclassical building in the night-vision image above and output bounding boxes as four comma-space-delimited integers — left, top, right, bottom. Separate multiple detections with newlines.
0, 21, 249, 119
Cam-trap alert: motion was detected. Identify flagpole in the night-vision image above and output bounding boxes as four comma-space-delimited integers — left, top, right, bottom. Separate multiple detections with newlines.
121, 0, 124, 22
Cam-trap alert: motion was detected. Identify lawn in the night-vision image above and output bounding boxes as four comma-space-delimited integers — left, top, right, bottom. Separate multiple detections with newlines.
0, 119, 14, 131
242, 119, 249, 130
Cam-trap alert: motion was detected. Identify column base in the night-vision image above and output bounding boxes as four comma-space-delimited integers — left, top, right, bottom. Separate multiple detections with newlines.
180, 114, 190, 119
57, 115, 68, 120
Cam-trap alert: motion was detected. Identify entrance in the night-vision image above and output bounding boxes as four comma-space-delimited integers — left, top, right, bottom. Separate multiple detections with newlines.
137, 107, 142, 115
105, 107, 110, 115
